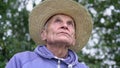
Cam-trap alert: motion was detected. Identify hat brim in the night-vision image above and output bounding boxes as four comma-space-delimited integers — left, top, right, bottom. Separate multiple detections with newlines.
29, 0, 93, 52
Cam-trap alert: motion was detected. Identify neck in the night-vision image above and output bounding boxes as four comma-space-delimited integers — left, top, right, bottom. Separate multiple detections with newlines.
46, 44, 68, 58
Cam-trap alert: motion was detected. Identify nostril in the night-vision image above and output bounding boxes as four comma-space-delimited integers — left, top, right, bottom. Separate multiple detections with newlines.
61, 26, 68, 30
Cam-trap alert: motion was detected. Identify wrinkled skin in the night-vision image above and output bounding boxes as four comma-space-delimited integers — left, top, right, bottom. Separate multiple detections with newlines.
41, 14, 76, 58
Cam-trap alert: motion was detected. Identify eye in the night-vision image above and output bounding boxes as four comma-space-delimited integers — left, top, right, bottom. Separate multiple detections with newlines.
55, 18, 62, 23
67, 21, 74, 26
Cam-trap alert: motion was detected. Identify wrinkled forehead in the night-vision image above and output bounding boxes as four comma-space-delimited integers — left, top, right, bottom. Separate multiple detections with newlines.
44, 13, 76, 28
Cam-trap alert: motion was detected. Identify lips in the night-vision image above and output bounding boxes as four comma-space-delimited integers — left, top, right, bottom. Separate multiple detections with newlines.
57, 32, 71, 37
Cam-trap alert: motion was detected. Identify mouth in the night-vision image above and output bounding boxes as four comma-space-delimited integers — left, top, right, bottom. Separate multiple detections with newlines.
58, 32, 70, 37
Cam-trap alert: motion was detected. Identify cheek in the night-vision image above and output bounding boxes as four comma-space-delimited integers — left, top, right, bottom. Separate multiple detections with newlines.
69, 26, 75, 33
46, 29, 56, 39
71, 35, 76, 46
71, 30, 75, 37
71, 31, 76, 43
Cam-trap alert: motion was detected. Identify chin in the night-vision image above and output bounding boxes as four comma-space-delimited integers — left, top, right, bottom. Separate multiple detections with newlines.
54, 39, 73, 46
47, 37, 74, 46
56, 38, 70, 42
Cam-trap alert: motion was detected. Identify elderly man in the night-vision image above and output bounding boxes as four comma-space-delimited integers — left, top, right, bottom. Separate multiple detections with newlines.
40, 14, 76, 58
6, 0, 93, 68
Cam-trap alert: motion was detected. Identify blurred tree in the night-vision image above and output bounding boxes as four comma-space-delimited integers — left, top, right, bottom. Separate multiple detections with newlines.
0, 0, 36, 67
0, 0, 120, 68
77, 0, 120, 68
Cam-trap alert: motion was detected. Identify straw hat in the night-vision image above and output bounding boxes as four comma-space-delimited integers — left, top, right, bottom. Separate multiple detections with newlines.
29, 0, 93, 52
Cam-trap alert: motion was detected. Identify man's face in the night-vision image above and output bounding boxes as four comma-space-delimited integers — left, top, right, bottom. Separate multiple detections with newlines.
41, 14, 76, 46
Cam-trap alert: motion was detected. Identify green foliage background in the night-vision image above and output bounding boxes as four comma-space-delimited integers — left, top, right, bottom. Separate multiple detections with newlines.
0, 0, 120, 68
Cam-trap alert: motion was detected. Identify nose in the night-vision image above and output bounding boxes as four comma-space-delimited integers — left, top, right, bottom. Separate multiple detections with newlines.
61, 22, 68, 30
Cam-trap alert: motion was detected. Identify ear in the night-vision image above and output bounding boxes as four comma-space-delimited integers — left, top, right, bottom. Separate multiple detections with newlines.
40, 29, 47, 41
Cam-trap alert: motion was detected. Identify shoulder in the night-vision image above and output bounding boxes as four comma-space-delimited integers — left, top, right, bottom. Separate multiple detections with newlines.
6, 51, 38, 68
14, 51, 37, 59
75, 62, 89, 68
13, 51, 38, 64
